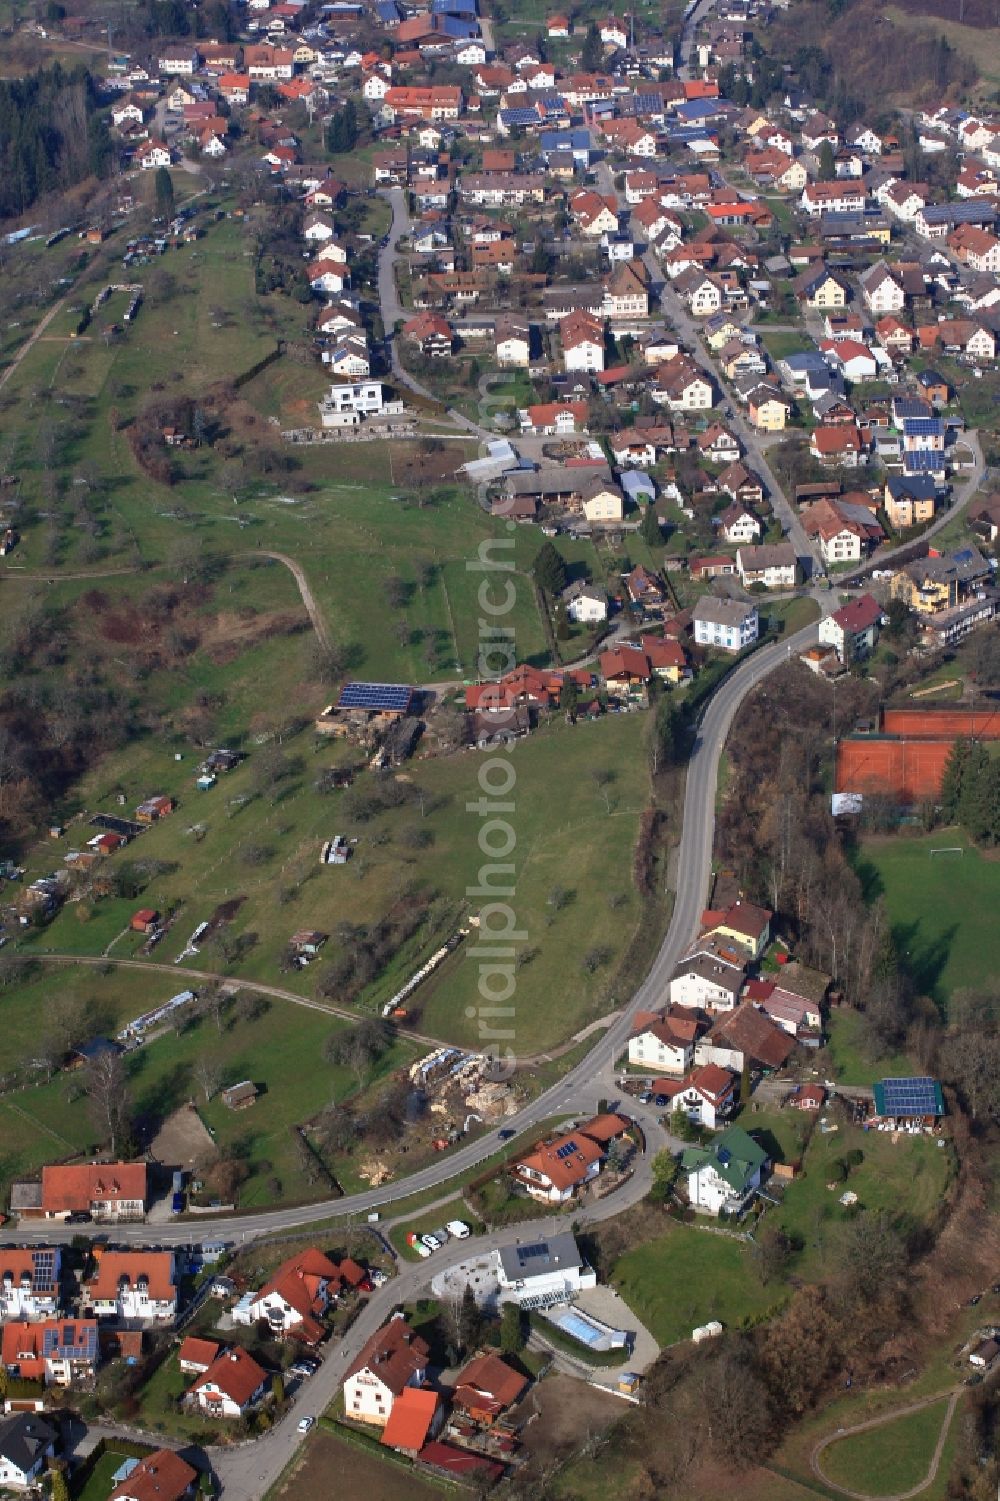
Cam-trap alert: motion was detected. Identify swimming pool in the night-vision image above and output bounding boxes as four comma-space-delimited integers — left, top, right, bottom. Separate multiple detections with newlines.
546, 1305, 628, 1351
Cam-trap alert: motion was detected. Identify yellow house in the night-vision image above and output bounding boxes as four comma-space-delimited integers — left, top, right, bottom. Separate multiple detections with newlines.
292, 42, 315, 62
778, 160, 808, 191
700, 900, 772, 959
883, 481, 936, 531
749, 395, 788, 432
806, 272, 847, 310
705, 317, 741, 350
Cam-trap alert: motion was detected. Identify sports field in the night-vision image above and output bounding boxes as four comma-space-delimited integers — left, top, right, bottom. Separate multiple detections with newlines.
854, 831, 1000, 1006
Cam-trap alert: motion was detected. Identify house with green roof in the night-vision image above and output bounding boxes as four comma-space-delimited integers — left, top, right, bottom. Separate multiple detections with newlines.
681, 1125, 769, 1217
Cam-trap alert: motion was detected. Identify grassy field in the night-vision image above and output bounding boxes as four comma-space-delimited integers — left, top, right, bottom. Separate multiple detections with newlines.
768, 1118, 954, 1282
761, 330, 813, 362
19, 709, 655, 1057
0, 960, 417, 1207
820, 1396, 953, 1496
612, 1224, 781, 1345
852, 831, 1000, 1007
824, 1008, 916, 1086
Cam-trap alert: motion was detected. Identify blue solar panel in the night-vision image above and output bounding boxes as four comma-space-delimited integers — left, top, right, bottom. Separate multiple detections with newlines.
337, 682, 412, 712
904, 451, 944, 473
903, 418, 944, 435
555, 1140, 579, 1159
518, 1243, 548, 1260
878, 1076, 942, 1116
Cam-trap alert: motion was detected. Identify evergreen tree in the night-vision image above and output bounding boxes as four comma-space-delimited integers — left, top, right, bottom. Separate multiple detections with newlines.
500, 1301, 525, 1355
640, 502, 662, 549
940, 736, 971, 821
532, 539, 567, 596
154, 165, 175, 220
581, 21, 603, 71
817, 140, 836, 181
458, 1282, 482, 1353
560, 675, 579, 717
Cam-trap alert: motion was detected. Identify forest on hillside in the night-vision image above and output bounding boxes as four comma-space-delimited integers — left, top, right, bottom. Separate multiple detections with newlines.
0, 65, 112, 221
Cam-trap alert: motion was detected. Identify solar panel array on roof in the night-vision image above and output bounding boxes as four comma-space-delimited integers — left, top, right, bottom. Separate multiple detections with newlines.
555, 1140, 579, 1159
336, 681, 413, 712
903, 418, 944, 436
904, 451, 944, 473
518, 1243, 549, 1260
877, 1076, 943, 1117
499, 108, 538, 127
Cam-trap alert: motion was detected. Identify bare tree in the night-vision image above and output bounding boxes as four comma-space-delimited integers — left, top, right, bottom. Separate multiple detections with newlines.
193, 1058, 222, 1103
84, 1052, 131, 1157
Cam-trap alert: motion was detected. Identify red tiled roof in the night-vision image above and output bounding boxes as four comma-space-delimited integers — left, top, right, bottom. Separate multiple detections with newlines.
452, 1352, 528, 1415
178, 1336, 220, 1370
109, 1449, 197, 1501
88, 1251, 175, 1304
42, 1162, 147, 1213
192, 1345, 268, 1408
345, 1318, 429, 1396
380, 1385, 439, 1450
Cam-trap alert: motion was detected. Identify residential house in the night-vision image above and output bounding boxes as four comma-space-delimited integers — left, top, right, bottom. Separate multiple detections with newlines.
1, 1318, 98, 1386
403, 311, 454, 357
891, 545, 991, 614
624, 563, 668, 613
654, 1063, 737, 1129
519, 401, 588, 436
191, 1346, 268, 1418
86, 1252, 177, 1323
801, 495, 883, 562
343, 1316, 430, 1426
561, 310, 605, 372
564, 582, 608, 623
809, 424, 863, 468
884, 474, 937, 529
794, 265, 848, 309
513, 1113, 629, 1203
492, 1232, 597, 1306
247, 1249, 366, 1342
859, 261, 906, 314
818, 593, 884, 662
700, 1002, 797, 1073
669, 946, 746, 1011
451, 1353, 528, 1423
642, 634, 688, 683
38, 1162, 147, 1222
628, 1009, 700, 1074
108, 1450, 197, 1501
748, 387, 790, 432
737, 542, 797, 589
683, 1125, 769, 1216
177, 1337, 220, 1375
700, 899, 772, 958
0, 1251, 62, 1321
692, 596, 759, 653
0, 1414, 57, 1490
495, 315, 531, 367
135, 140, 171, 169
718, 502, 762, 546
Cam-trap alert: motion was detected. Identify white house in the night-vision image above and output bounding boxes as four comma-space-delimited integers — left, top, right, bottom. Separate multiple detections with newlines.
564, 583, 608, 623
683, 1126, 769, 1217
669, 949, 745, 1011
191, 1346, 268, 1418
692, 596, 759, 653
246, 1249, 360, 1342
628, 1012, 698, 1075
495, 318, 531, 367
493, 1232, 597, 1307
656, 1064, 737, 1129
86, 1252, 177, 1323
343, 1315, 430, 1426
318, 381, 404, 428
0, 1415, 57, 1490
737, 542, 798, 590
135, 140, 171, 170
818, 593, 884, 662
0, 1251, 61, 1322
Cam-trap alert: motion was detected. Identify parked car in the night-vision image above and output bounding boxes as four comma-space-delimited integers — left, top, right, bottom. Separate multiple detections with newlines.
297, 1416, 315, 1434
405, 1232, 432, 1258
427, 1227, 449, 1245
654, 1093, 669, 1108
498, 1128, 516, 1140
421, 1234, 442, 1253
66, 1212, 92, 1225
445, 1220, 470, 1239
639, 1091, 653, 1104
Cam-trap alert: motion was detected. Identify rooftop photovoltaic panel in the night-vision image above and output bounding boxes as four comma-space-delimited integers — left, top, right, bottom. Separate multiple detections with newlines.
902, 418, 943, 435
336, 682, 413, 713
518, 1243, 549, 1260
555, 1140, 579, 1159
876, 1076, 943, 1117
904, 452, 944, 472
